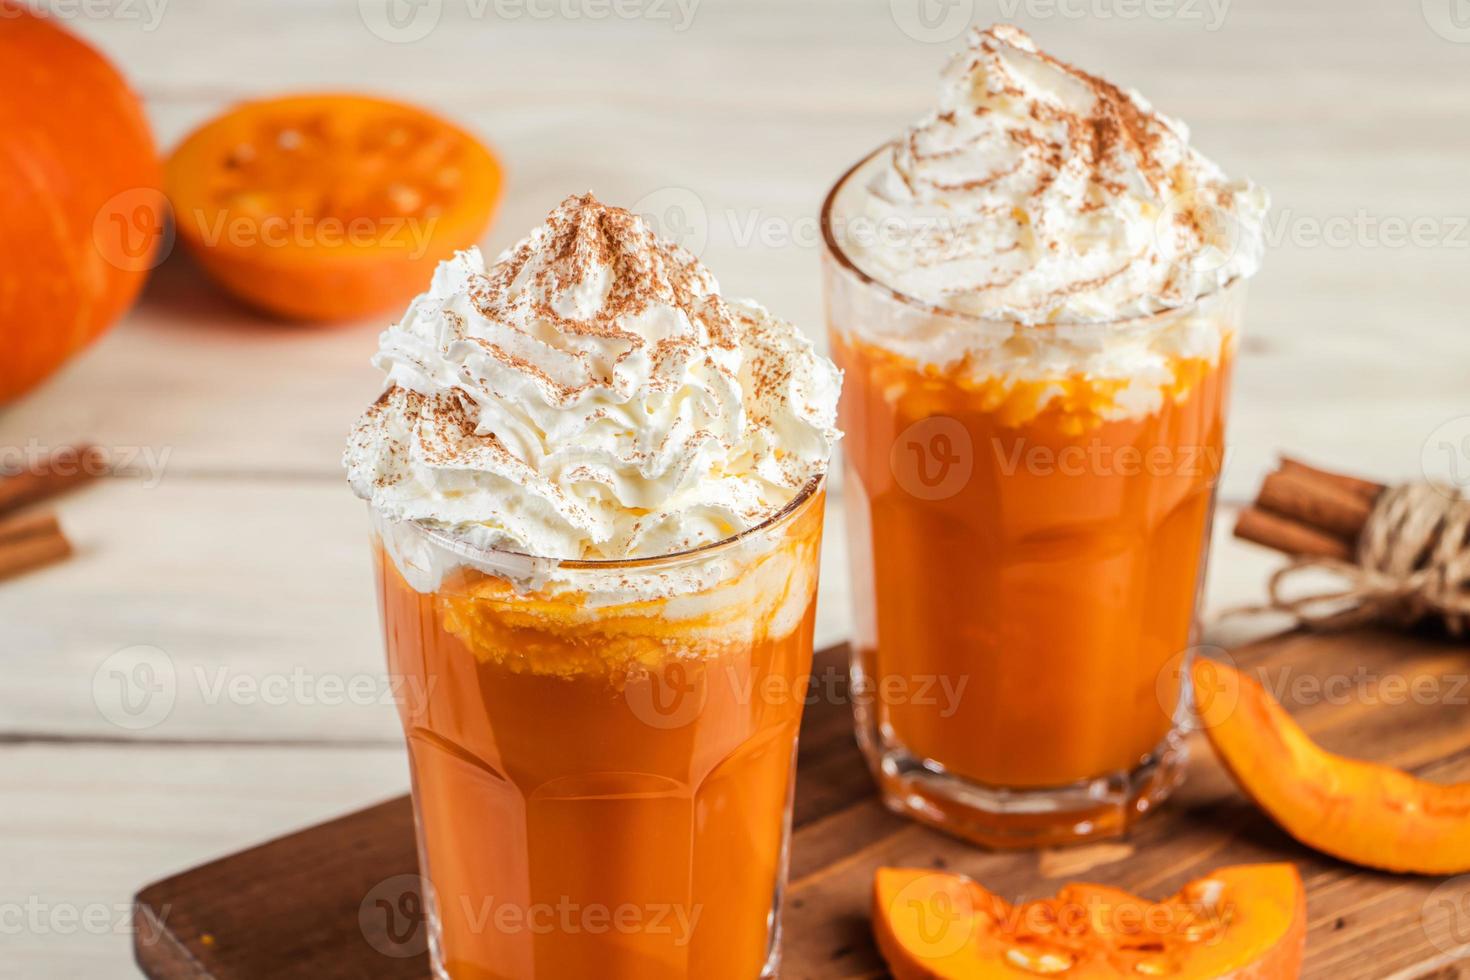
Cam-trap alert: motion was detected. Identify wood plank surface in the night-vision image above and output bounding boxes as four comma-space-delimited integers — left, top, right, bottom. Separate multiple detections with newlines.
134, 629, 1470, 978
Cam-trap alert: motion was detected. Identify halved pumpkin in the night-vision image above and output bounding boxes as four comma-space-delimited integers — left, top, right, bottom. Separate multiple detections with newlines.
873, 864, 1304, 979
166, 93, 502, 322
1193, 657, 1470, 875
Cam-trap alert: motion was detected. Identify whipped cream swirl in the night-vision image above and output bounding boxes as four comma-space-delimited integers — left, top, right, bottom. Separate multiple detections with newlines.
346, 193, 840, 562
838, 25, 1267, 323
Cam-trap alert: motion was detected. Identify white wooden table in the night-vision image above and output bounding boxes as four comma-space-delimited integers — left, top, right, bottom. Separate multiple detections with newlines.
3, 1, 1467, 975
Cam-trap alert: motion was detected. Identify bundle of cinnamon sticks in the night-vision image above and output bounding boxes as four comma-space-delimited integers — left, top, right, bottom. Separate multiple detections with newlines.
1234, 457, 1386, 560
0, 444, 102, 582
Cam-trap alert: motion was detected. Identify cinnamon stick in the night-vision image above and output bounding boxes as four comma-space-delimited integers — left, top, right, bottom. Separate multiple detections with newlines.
1257, 468, 1374, 541
0, 444, 105, 517
1234, 506, 1353, 561
1279, 457, 1385, 502
0, 521, 72, 582
0, 510, 64, 546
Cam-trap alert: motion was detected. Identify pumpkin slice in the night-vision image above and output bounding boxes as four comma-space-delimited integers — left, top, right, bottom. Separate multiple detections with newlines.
166, 93, 502, 322
1193, 657, 1470, 875
873, 864, 1304, 980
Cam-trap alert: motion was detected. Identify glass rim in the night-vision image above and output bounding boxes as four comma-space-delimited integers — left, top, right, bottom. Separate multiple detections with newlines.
819, 142, 1246, 332
381, 473, 826, 574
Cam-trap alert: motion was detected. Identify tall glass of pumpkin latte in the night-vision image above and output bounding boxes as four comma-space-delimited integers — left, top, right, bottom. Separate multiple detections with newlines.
347, 195, 840, 978
821, 25, 1266, 848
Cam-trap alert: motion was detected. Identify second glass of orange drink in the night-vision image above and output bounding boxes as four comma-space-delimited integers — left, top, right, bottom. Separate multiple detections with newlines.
347, 195, 840, 978
822, 26, 1267, 847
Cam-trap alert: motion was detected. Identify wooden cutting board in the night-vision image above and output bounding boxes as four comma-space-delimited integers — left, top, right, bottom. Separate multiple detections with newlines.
134, 628, 1470, 979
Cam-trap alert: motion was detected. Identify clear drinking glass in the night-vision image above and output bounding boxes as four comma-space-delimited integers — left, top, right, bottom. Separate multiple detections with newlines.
370, 479, 825, 979
821, 148, 1245, 848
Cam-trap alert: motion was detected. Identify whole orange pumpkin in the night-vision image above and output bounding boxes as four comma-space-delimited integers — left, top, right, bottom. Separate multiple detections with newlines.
0, 4, 164, 404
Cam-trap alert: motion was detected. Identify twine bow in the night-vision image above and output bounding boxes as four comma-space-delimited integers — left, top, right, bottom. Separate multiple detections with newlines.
1255, 482, 1470, 635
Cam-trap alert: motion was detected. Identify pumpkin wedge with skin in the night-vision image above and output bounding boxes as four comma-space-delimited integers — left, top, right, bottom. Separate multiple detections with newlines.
167, 93, 502, 322
1193, 657, 1470, 875
873, 864, 1305, 980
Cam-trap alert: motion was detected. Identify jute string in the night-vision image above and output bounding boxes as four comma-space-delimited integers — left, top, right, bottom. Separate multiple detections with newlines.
1249, 482, 1470, 635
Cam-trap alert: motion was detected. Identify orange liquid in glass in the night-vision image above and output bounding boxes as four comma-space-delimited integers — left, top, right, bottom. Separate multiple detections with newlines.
833, 334, 1232, 789
373, 504, 821, 980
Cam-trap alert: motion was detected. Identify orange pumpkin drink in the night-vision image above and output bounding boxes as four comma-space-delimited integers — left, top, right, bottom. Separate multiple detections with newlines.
347, 195, 840, 979
821, 26, 1267, 847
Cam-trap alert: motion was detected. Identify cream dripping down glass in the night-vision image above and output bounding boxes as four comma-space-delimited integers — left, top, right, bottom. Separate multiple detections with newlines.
821, 26, 1268, 848
347, 194, 840, 979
